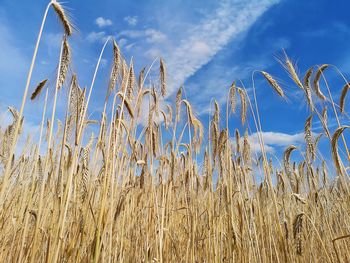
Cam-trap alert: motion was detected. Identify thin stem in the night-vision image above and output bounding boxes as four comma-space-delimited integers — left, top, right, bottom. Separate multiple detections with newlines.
30, 34, 65, 263
0, 1, 52, 208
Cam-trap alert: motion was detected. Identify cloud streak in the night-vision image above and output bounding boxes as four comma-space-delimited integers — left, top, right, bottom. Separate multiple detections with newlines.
86, 31, 108, 43
119, 29, 167, 44
160, 0, 279, 96
248, 131, 304, 154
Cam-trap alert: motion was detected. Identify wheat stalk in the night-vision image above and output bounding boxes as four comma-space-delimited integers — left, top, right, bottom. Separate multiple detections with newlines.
284, 54, 303, 89
229, 81, 237, 113
175, 87, 182, 122
237, 88, 247, 125
293, 213, 304, 255
243, 130, 251, 166
321, 107, 331, 138
261, 71, 284, 97
57, 37, 71, 89
117, 92, 134, 118
107, 40, 121, 99
340, 82, 349, 113
331, 126, 349, 175
283, 145, 297, 175
304, 115, 315, 161
303, 66, 314, 111
52, 2, 73, 36
127, 61, 135, 100
31, 79, 48, 100
312, 64, 329, 100
160, 58, 166, 97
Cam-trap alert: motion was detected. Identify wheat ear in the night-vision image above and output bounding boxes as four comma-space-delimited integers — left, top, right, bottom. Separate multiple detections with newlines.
340, 82, 349, 113
312, 64, 328, 100
331, 126, 349, 175
52, 2, 73, 36
160, 58, 166, 97
31, 79, 48, 100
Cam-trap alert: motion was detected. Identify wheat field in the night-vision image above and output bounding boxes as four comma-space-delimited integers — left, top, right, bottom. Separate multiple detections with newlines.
0, 1, 349, 262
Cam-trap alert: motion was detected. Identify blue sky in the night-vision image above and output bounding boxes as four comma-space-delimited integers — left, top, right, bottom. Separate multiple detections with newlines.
0, 0, 349, 163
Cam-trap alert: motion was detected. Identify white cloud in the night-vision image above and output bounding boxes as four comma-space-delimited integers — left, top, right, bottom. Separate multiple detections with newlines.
124, 16, 138, 26
86, 31, 108, 43
117, 38, 128, 47
144, 29, 166, 43
145, 48, 162, 59
95, 17, 113, 28
248, 131, 304, 153
271, 37, 290, 50
43, 33, 62, 50
180, 58, 267, 116
137, 97, 165, 126
162, 0, 280, 97
118, 30, 143, 38
119, 28, 167, 44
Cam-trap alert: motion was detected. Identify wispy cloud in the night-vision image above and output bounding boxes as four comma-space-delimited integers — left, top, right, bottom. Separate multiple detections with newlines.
86, 31, 108, 43
152, 0, 279, 97
124, 16, 138, 26
95, 17, 113, 28
43, 32, 62, 53
119, 28, 167, 44
248, 131, 304, 153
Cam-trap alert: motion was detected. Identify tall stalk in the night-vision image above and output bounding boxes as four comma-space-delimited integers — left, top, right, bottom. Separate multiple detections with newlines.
0, 1, 52, 207
17, 86, 48, 262
51, 37, 111, 263
29, 36, 65, 263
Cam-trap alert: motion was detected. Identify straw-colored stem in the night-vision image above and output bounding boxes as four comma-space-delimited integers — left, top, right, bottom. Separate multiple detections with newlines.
0, 1, 52, 208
